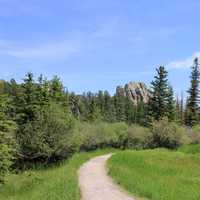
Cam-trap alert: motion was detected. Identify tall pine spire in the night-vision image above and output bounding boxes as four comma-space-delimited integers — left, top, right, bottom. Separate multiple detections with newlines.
148, 65, 176, 123
186, 57, 200, 126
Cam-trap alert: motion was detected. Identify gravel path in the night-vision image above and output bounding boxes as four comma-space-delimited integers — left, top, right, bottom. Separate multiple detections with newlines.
78, 154, 135, 200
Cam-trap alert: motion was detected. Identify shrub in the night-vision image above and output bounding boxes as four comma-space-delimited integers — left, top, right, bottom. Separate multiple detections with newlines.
0, 135, 13, 184
16, 103, 75, 166
110, 122, 128, 148
151, 118, 189, 149
0, 95, 17, 184
74, 122, 128, 150
190, 125, 200, 144
0, 120, 16, 184
126, 125, 152, 149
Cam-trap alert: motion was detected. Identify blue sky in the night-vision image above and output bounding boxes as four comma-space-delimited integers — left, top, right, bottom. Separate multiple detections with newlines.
0, 0, 200, 95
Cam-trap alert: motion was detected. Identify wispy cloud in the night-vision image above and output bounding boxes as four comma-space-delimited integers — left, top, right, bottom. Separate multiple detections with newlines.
0, 39, 81, 59
167, 52, 200, 69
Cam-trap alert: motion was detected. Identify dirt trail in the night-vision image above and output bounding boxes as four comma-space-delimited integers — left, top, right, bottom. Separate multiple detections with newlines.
78, 154, 135, 200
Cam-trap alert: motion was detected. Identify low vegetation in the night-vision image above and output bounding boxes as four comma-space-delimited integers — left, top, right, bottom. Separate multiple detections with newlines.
151, 118, 190, 149
179, 144, 200, 154
0, 149, 115, 200
1, 58, 200, 200
108, 148, 200, 200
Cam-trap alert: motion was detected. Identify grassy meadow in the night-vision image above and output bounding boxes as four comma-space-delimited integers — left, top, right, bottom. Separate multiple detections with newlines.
1, 144, 200, 200
179, 144, 200, 154
108, 146, 200, 200
0, 149, 115, 200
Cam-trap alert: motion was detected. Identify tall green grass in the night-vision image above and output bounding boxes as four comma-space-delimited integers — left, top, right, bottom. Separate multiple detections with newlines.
0, 149, 115, 200
108, 149, 200, 200
179, 144, 200, 154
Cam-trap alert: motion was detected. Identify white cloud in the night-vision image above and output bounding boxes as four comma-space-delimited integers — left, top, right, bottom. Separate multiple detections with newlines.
167, 52, 200, 69
0, 40, 81, 59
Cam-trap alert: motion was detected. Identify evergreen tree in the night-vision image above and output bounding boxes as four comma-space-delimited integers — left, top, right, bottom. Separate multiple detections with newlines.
114, 88, 126, 122
148, 66, 170, 121
180, 92, 185, 124
166, 85, 175, 121
136, 102, 149, 126
0, 95, 16, 183
125, 97, 134, 124
103, 91, 116, 122
16, 73, 39, 124
175, 93, 185, 124
87, 97, 101, 121
186, 57, 200, 126
96, 90, 105, 116
69, 92, 81, 119
49, 76, 64, 102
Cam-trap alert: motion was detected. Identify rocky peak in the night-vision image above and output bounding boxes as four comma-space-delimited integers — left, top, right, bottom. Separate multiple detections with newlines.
116, 82, 150, 105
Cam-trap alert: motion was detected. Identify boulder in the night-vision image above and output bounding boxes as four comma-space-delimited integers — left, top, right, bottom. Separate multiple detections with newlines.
116, 82, 150, 105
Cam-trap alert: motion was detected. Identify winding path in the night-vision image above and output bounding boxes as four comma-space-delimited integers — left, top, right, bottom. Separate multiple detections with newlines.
78, 154, 135, 200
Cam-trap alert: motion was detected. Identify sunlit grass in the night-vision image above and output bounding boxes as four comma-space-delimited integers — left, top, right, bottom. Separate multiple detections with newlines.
179, 144, 200, 154
0, 149, 115, 200
108, 149, 200, 200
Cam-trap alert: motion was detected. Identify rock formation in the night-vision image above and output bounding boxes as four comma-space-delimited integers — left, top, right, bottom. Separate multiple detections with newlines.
116, 82, 150, 105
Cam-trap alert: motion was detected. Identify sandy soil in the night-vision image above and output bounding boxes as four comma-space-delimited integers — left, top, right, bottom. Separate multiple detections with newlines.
78, 154, 135, 200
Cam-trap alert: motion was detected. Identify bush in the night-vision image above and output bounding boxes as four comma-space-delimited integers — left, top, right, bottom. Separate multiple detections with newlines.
126, 125, 152, 149
0, 120, 16, 184
189, 125, 200, 144
74, 122, 128, 150
16, 103, 75, 166
151, 118, 189, 149
0, 135, 13, 184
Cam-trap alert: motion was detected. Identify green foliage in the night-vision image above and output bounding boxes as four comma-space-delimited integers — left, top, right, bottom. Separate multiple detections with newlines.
151, 118, 189, 149
175, 94, 184, 125
114, 96, 126, 122
149, 66, 175, 122
0, 132, 14, 184
0, 149, 115, 200
189, 125, 200, 144
87, 98, 101, 122
179, 144, 200, 154
0, 95, 17, 184
0, 71, 193, 186
73, 122, 128, 150
166, 85, 176, 121
108, 150, 200, 200
16, 103, 75, 166
49, 76, 65, 102
186, 58, 200, 126
126, 125, 152, 149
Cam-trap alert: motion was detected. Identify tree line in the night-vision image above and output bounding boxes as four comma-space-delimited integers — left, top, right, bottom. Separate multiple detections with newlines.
0, 57, 200, 183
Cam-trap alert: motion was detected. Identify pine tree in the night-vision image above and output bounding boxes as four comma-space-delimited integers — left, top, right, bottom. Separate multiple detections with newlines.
175, 93, 185, 124
0, 95, 16, 183
180, 92, 185, 124
166, 85, 175, 121
148, 66, 171, 121
125, 97, 134, 124
49, 76, 64, 102
69, 92, 81, 119
186, 57, 200, 126
114, 86, 126, 122
87, 97, 101, 121
103, 91, 116, 122
136, 102, 149, 126
96, 90, 105, 116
